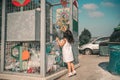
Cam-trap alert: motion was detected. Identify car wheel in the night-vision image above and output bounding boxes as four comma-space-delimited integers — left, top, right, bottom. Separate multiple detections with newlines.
79, 50, 84, 54
84, 49, 92, 55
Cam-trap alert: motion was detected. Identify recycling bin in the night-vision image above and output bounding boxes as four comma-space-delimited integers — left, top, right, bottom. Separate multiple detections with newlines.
107, 42, 120, 75
99, 42, 109, 56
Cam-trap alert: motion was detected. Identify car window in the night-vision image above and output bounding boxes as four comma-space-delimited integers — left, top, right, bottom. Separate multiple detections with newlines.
94, 37, 109, 44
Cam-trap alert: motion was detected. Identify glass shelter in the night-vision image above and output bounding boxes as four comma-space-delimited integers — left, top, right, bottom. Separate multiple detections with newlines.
0, 0, 79, 80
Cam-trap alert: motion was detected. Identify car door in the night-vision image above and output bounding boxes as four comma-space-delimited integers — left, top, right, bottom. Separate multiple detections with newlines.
92, 41, 99, 50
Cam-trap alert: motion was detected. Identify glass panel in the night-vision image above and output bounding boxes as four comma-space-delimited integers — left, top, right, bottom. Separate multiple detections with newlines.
5, 42, 40, 74
4, 0, 41, 74
45, 0, 71, 76
45, 0, 79, 76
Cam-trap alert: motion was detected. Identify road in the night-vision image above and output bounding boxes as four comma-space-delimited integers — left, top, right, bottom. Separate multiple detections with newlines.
56, 55, 120, 80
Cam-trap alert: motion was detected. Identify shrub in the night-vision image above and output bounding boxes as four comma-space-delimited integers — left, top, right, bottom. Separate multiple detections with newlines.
110, 24, 120, 42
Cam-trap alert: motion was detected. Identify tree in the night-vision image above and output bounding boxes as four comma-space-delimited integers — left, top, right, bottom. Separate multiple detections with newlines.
79, 28, 91, 46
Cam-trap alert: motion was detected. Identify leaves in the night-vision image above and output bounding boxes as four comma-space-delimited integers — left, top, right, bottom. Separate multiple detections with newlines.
79, 28, 91, 46
110, 24, 120, 42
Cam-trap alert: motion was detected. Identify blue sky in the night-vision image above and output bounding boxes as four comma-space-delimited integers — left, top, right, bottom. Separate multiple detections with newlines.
78, 0, 120, 37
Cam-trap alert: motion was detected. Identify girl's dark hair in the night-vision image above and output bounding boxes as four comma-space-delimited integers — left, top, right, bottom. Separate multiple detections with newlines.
63, 30, 74, 43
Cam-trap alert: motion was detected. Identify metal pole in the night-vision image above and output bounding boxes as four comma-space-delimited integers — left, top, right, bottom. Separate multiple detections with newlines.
70, 0, 73, 32
0, 0, 6, 72
20, 7, 23, 11
50, 6, 53, 42
40, 0, 46, 77
77, 0, 79, 37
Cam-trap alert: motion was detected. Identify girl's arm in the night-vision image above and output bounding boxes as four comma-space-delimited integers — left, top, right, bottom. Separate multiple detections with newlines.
56, 37, 66, 47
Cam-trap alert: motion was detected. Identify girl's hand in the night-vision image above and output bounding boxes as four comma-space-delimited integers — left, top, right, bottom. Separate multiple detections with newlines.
56, 37, 59, 41
56, 38, 66, 47
56, 37, 60, 46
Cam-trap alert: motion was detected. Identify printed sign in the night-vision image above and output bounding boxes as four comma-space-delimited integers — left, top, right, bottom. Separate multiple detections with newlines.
12, 0, 30, 7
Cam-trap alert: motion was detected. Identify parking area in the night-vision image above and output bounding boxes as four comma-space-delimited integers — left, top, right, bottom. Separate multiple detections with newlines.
56, 55, 120, 80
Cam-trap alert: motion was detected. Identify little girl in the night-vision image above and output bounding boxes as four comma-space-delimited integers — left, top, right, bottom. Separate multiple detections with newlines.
56, 30, 76, 77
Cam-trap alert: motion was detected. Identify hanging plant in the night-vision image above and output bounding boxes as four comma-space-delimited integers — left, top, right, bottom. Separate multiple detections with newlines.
12, 0, 31, 7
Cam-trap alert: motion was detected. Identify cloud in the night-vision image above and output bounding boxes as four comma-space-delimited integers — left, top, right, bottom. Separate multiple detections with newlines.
82, 3, 104, 18
82, 3, 98, 10
101, 2, 115, 7
88, 11, 104, 18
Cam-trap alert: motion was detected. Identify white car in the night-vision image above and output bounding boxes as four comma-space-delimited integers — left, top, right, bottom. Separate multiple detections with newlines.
78, 37, 109, 55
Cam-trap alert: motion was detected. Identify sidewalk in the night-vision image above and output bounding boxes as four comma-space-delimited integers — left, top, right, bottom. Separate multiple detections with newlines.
56, 55, 120, 80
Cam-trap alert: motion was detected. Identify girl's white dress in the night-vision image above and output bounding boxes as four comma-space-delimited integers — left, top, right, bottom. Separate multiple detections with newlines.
62, 40, 74, 63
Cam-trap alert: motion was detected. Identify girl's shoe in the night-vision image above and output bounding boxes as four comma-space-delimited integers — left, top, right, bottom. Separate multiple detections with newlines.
68, 72, 73, 77
72, 70, 76, 75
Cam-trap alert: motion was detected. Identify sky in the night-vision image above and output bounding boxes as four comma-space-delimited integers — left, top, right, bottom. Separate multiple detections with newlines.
78, 0, 120, 37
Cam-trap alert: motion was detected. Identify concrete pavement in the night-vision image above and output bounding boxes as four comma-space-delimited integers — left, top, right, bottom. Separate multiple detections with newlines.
56, 55, 120, 80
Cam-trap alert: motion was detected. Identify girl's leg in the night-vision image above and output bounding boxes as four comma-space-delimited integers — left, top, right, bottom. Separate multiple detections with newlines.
71, 62, 76, 75
67, 62, 73, 77
70, 62, 75, 71
67, 62, 72, 73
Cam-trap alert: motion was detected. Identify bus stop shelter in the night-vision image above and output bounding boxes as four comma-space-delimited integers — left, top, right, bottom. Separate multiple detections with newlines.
0, 0, 79, 80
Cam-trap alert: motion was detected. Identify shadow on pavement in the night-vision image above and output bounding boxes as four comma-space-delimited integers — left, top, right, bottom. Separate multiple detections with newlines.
98, 62, 109, 72
98, 62, 120, 76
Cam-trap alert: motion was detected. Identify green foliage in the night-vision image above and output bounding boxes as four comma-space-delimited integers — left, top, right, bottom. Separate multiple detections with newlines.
110, 24, 120, 42
79, 28, 91, 46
